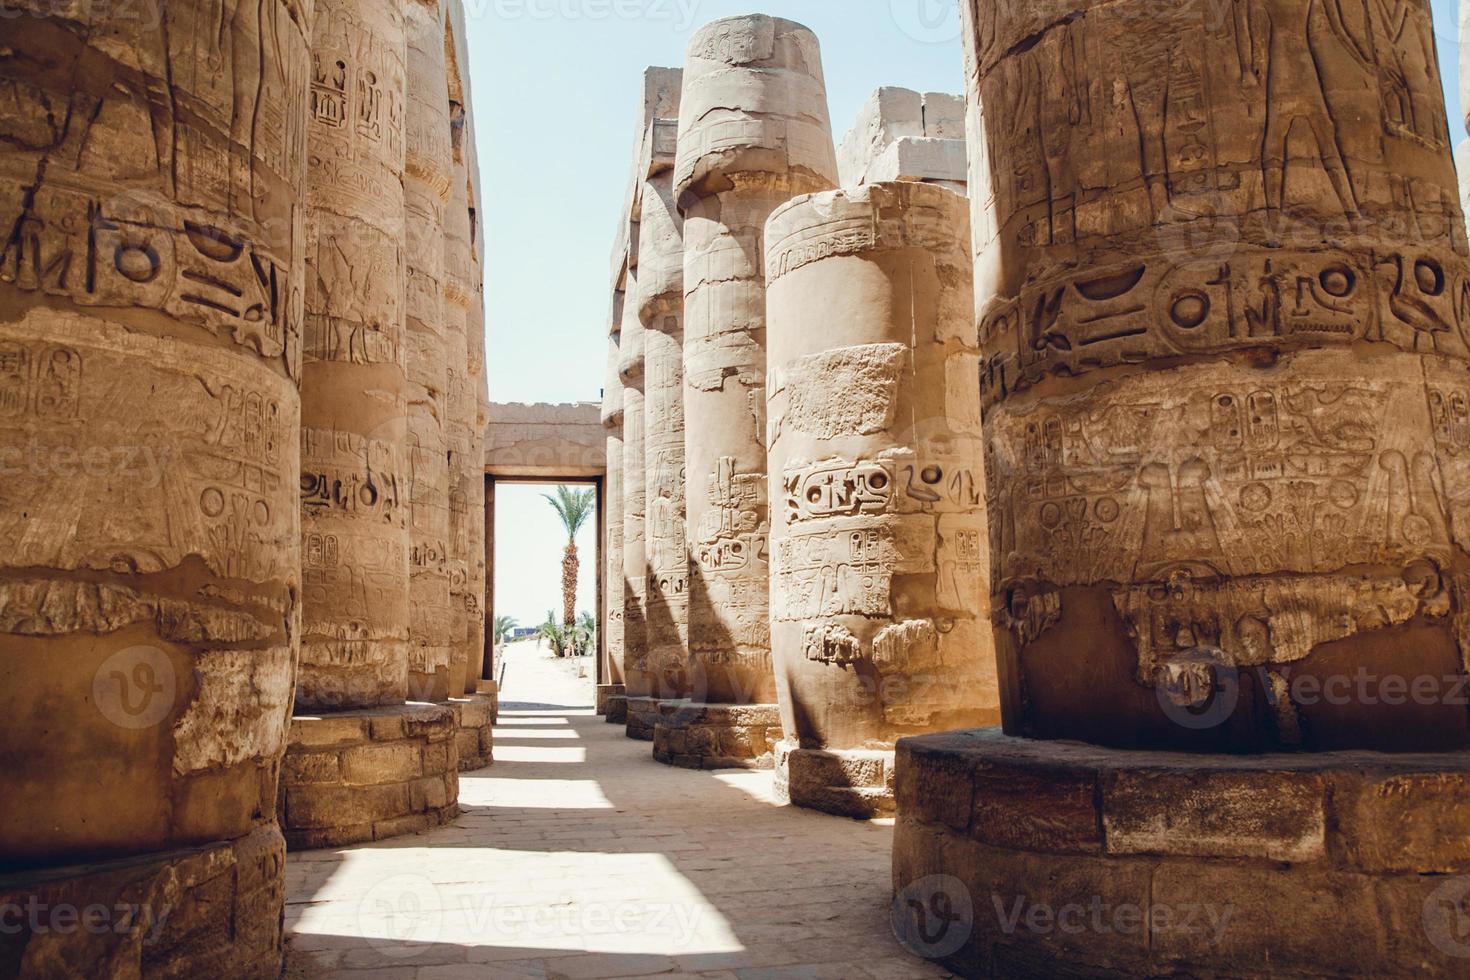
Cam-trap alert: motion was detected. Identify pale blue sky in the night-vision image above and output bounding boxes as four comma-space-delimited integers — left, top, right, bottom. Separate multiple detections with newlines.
475, 0, 1467, 625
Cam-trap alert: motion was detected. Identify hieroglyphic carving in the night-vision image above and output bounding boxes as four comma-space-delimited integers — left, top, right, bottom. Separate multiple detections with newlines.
967, 0, 1470, 749
677, 16, 838, 708
0, 0, 309, 875
298, 0, 411, 709
766, 182, 996, 749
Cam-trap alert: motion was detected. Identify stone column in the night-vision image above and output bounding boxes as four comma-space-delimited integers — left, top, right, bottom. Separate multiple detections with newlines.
601, 332, 628, 722
893, 2, 1470, 974
298, 0, 411, 710
1461, 0, 1470, 220
641, 162, 698, 764
403, 0, 454, 703
766, 182, 997, 817
444, 113, 477, 697
673, 15, 839, 768
0, 1, 307, 973
620, 273, 656, 739
281, 0, 459, 852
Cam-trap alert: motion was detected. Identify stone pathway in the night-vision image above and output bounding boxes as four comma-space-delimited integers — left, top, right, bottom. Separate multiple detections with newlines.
283, 643, 953, 978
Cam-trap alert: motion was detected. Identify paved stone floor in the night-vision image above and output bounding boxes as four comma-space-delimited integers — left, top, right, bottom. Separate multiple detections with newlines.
283, 643, 953, 979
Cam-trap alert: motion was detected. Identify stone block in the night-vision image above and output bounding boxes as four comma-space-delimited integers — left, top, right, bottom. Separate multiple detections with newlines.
1102, 768, 1325, 863
374, 814, 430, 840
288, 715, 370, 748
286, 782, 411, 829
1327, 767, 1470, 873
280, 752, 341, 787
340, 741, 424, 786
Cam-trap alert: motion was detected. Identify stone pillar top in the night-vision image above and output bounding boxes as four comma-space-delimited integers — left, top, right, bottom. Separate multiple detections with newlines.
617, 277, 645, 385
674, 14, 839, 204
602, 333, 625, 429
836, 87, 967, 190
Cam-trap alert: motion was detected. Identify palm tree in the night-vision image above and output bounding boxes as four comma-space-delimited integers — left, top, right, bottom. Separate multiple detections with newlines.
536, 609, 570, 658
493, 615, 518, 648
543, 485, 596, 629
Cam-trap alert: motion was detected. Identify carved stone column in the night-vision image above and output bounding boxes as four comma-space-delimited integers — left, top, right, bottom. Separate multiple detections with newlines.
620, 271, 656, 739
766, 182, 997, 816
0, 1, 308, 973
893, 2, 1470, 974
444, 112, 477, 697
641, 154, 701, 765
282, 0, 460, 852
403, 0, 453, 703
298, 0, 411, 710
601, 331, 628, 722
673, 15, 839, 768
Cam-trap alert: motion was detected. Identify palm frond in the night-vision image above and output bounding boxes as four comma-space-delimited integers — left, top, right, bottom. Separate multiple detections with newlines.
542, 485, 596, 540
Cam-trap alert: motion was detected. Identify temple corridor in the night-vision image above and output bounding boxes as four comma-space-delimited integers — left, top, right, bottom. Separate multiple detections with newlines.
282, 648, 950, 979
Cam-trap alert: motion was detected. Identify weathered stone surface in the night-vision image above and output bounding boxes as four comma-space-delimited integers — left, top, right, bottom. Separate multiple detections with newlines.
603, 332, 628, 690
641, 131, 691, 712
838, 87, 967, 190
895, 731, 1470, 977
766, 183, 998, 795
966, 0, 1470, 752
653, 701, 779, 769
298, 0, 412, 710
403, 0, 455, 706
619, 269, 650, 714
0, 12, 305, 980
484, 402, 605, 478
677, 16, 838, 713
451, 693, 495, 771
280, 703, 459, 849
0, 825, 286, 980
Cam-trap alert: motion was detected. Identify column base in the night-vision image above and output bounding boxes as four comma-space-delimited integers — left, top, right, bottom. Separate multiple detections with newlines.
0, 824, 285, 978
774, 738, 896, 818
450, 695, 495, 772
280, 703, 460, 850
892, 729, 1470, 978
474, 679, 500, 723
624, 696, 662, 740
653, 702, 782, 770
605, 693, 628, 724
595, 683, 625, 716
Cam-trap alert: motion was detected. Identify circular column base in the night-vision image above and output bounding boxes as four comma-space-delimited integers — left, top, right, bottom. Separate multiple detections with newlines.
624, 696, 662, 741
604, 694, 629, 725
892, 729, 1470, 978
774, 738, 896, 819
450, 695, 496, 772
652, 702, 782, 770
280, 703, 460, 850
596, 683, 626, 717
0, 824, 285, 978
